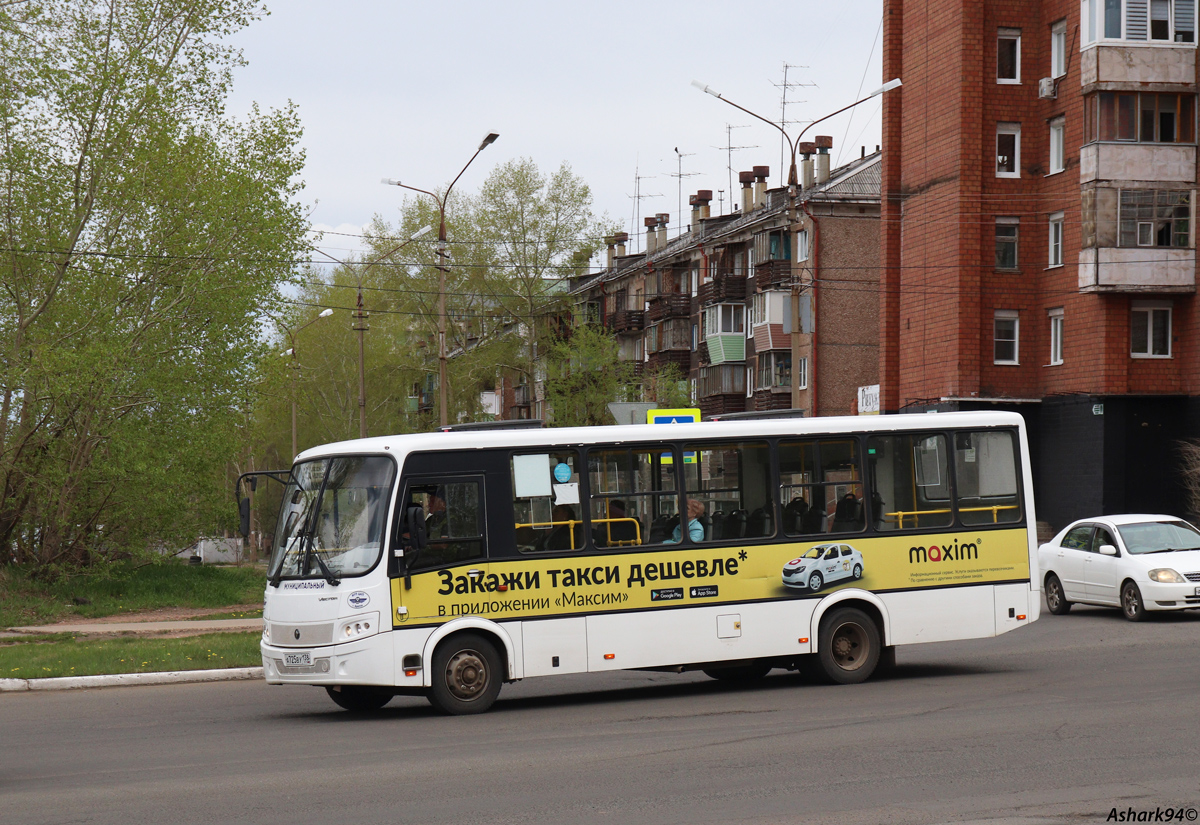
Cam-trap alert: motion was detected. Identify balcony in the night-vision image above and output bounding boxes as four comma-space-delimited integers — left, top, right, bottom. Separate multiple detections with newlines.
647, 350, 691, 375
754, 259, 793, 291
698, 272, 747, 305
699, 395, 747, 418
647, 294, 691, 321
607, 309, 645, 334
698, 364, 746, 398
1078, 247, 1196, 293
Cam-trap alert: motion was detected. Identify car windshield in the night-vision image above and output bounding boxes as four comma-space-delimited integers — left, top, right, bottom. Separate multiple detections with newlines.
1116, 520, 1200, 554
802, 546, 827, 559
268, 455, 395, 579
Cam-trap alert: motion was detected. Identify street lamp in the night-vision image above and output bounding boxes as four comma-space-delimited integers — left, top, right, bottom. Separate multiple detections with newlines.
315, 225, 432, 439
281, 307, 333, 459
382, 131, 499, 427
692, 79, 901, 412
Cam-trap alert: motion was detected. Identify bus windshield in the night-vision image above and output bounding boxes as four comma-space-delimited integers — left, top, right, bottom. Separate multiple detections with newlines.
268, 455, 395, 580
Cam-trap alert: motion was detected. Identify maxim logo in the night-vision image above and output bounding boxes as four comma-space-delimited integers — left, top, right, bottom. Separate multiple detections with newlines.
909, 538, 979, 564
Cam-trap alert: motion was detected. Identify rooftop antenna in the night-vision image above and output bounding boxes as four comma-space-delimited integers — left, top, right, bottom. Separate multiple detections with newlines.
670, 147, 699, 235
627, 161, 661, 254
716, 124, 757, 214
774, 62, 816, 180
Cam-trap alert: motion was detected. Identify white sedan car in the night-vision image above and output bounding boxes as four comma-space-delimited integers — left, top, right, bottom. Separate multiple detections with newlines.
783, 543, 864, 593
1038, 514, 1200, 621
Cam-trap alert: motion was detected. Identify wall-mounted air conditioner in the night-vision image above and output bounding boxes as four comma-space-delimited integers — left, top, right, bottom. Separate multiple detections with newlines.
1038, 77, 1057, 100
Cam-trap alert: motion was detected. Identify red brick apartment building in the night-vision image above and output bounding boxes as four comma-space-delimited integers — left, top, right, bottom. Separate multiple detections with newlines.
882, 0, 1200, 527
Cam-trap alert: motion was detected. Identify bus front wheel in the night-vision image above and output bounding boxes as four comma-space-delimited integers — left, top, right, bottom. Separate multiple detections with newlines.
325, 685, 393, 712
816, 607, 880, 685
428, 632, 503, 715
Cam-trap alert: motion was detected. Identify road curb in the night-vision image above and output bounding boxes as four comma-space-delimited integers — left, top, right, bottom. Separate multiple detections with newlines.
0, 667, 263, 692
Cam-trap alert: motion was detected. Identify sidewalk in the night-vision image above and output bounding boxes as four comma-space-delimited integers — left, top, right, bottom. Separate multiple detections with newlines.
6, 618, 262, 636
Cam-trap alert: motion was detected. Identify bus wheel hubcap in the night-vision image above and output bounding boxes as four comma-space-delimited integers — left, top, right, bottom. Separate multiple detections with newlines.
831, 623, 866, 670
446, 650, 487, 699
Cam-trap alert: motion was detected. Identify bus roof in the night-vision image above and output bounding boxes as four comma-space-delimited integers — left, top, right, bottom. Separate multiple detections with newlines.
294, 410, 1026, 463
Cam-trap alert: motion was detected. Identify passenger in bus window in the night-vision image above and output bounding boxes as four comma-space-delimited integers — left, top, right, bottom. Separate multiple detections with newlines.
666, 499, 705, 544
425, 491, 447, 538
546, 504, 582, 551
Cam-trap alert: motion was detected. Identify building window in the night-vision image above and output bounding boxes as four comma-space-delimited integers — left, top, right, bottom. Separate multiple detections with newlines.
994, 310, 1020, 364
1052, 20, 1068, 77
797, 228, 810, 261
1119, 189, 1190, 248
756, 351, 791, 389
1082, 0, 1196, 45
1048, 212, 1064, 267
997, 122, 1021, 177
797, 356, 808, 390
998, 28, 1021, 83
1049, 308, 1064, 365
1049, 117, 1065, 174
996, 218, 1020, 269
1131, 302, 1172, 357
1085, 92, 1196, 143
703, 303, 745, 336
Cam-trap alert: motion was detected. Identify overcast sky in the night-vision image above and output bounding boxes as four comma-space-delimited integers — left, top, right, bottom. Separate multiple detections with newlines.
225, 0, 886, 267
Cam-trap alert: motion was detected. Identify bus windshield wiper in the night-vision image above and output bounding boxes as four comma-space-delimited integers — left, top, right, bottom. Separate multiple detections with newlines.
301, 532, 341, 586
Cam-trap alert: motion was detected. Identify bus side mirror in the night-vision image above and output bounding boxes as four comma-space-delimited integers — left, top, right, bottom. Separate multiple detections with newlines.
238, 497, 251, 539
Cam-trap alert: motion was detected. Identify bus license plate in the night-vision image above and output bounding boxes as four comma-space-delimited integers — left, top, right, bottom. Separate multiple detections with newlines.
284, 652, 312, 667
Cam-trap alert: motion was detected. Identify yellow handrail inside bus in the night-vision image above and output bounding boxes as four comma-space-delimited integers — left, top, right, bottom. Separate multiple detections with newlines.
886, 505, 1019, 529
514, 517, 643, 550
590, 517, 643, 546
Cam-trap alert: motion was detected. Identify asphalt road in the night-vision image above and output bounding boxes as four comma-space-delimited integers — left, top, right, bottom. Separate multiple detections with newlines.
3, 603, 1198, 825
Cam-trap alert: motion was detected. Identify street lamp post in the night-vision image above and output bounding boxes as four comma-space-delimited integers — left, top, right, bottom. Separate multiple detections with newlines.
315, 225, 432, 439
382, 132, 499, 428
281, 308, 333, 459
692, 79, 901, 413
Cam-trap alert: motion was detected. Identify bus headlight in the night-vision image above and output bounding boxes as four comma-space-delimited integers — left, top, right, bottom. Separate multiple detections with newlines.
262, 622, 270, 643
1148, 568, 1185, 583
337, 612, 380, 642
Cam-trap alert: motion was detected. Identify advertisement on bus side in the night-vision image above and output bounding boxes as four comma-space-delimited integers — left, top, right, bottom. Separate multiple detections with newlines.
390, 528, 1031, 626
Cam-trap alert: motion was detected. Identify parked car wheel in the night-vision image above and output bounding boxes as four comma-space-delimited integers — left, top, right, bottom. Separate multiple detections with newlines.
1044, 573, 1071, 615
325, 685, 393, 712
1121, 581, 1147, 622
807, 571, 824, 592
428, 632, 503, 715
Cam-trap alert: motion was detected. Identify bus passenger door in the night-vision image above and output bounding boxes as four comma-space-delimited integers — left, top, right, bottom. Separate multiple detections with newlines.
391, 475, 489, 626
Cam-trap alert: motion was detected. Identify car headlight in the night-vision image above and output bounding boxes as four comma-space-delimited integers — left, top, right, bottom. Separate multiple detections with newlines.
1148, 568, 1185, 583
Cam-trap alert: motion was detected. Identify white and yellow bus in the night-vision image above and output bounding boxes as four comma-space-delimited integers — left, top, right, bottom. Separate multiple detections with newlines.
240, 411, 1039, 714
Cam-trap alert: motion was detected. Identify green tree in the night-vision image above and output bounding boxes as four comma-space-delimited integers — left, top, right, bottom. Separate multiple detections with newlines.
543, 324, 635, 427
0, 1, 308, 569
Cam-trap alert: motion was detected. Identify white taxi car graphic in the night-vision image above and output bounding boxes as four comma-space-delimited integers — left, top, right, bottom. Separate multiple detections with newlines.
783, 543, 864, 592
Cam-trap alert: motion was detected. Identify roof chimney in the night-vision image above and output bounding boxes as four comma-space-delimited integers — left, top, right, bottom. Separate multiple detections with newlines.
613, 231, 628, 258
690, 189, 713, 225
655, 213, 669, 250
606, 235, 616, 269
798, 142, 816, 189
753, 166, 769, 209
644, 216, 658, 254
739, 171, 754, 213
815, 135, 833, 185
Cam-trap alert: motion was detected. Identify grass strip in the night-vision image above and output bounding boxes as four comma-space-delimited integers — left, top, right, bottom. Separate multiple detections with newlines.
0, 631, 262, 679
0, 561, 266, 627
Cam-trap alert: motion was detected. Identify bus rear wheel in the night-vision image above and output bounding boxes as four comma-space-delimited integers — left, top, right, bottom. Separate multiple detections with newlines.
325, 685, 393, 712
428, 633, 503, 715
817, 607, 880, 685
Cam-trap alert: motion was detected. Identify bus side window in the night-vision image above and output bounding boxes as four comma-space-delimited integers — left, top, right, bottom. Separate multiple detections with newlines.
405, 479, 485, 571
588, 448, 677, 547
866, 434, 953, 531
779, 439, 865, 536
511, 452, 583, 553
953, 430, 1022, 526
682, 441, 773, 542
